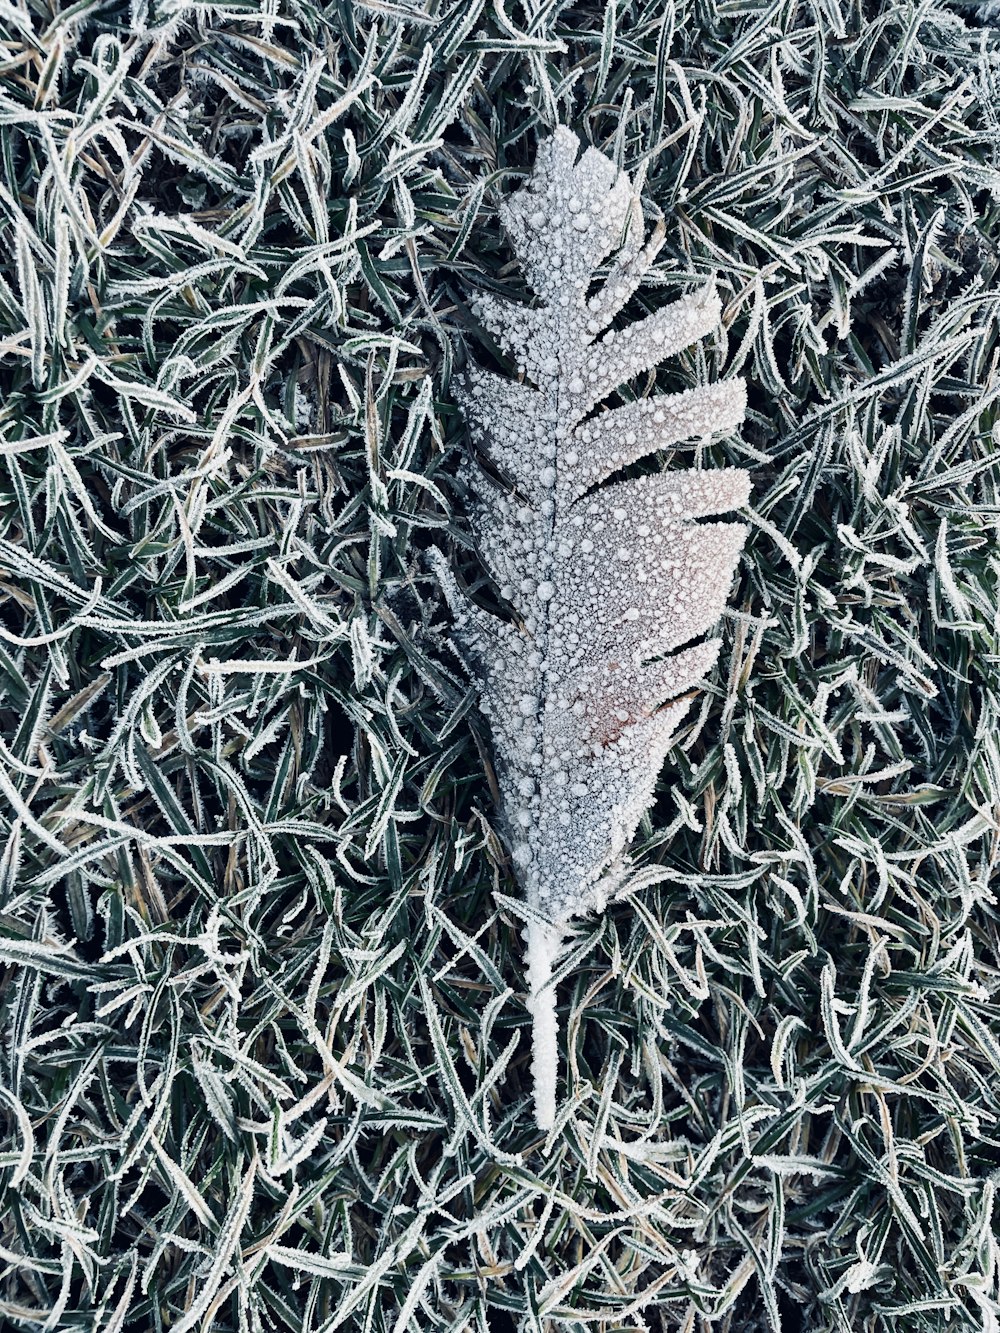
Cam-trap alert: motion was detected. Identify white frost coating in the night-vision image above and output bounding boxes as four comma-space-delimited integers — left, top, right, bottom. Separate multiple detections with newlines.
524, 919, 564, 1131
430, 127, 751, 1129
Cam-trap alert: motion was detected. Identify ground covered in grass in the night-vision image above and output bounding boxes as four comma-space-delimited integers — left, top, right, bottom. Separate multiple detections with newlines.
0, 0, 999, 1330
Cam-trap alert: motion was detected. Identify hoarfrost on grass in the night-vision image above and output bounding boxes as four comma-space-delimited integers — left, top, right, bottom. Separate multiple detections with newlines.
0, 1, 997, 1331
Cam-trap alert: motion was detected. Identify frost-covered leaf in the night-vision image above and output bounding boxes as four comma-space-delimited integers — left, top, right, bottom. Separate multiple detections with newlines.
432, 127, 750, 1127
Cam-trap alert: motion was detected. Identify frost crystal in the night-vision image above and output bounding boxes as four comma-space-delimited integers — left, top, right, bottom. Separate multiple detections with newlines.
431, 127, 751, 1129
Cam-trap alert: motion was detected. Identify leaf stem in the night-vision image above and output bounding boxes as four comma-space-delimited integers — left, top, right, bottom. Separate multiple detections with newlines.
524, 918, 564, 1130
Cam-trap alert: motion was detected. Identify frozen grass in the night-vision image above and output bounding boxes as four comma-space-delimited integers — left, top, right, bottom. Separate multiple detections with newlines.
0, 1, 998, 1330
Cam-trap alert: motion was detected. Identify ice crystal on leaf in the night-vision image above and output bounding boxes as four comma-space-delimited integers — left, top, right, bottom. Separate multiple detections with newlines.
432, 127, 751, 1129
